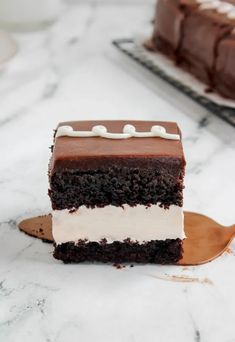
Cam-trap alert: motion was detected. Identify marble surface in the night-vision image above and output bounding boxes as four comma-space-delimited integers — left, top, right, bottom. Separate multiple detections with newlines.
1, 1, 235, 341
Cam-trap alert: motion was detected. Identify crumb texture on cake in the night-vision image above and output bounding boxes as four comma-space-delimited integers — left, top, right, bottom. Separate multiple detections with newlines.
53, 239, 183, 264
49, 165, 184, 210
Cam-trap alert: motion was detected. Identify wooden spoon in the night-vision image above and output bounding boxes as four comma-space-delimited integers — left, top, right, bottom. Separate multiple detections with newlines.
18, 212, 235, 265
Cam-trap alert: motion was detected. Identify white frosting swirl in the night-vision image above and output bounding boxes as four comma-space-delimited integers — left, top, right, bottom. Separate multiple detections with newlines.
56, 124, 180, 140
197, 0, 235, 18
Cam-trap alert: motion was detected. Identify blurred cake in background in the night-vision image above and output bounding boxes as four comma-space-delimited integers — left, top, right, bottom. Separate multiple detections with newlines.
149, 0, 235, 100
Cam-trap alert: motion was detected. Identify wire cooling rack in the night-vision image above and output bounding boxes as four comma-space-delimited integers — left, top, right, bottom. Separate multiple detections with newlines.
112, 38, 235, 128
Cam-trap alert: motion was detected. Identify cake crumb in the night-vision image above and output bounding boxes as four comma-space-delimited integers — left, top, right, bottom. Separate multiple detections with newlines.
113, 263, 126, 269
205, 87, 213, 93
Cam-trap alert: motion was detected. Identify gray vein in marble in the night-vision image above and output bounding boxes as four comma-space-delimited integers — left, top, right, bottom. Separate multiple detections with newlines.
0, 281, 14, 297
27, 282, 59, 293
80, 1, 97, 40
0, 106, 30, 127
187, 161, 205, 175
189, 141, 231, 175
184, 135, 200, 144
36, 298, 46, 315
72, 7, 96, 51
67, 36, 79, 46
0, 241, 35, 279
40, 1, 97, 100
0, 219, 17, 230
13, 241, 34, 257
198, 116, 210, 129
195, 329, 201, 342
184, 290, 202, 342
0, 74, 57, 127
42, 82, 58, 99
0, 297, 47, 329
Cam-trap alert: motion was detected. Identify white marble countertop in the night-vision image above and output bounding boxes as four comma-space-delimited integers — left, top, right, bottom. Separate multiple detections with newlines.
1, 1, 235, 341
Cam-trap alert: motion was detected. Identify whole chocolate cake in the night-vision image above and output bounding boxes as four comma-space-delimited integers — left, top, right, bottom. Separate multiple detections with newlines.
49, 120, 186, 264
150, 0, 235, 99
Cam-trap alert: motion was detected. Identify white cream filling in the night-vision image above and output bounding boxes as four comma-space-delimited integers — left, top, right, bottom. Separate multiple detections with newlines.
52, 205, 185, 244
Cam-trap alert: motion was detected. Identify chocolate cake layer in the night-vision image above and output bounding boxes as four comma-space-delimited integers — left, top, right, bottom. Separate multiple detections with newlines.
49, 121, 185, 210
53, 239, 183, 264
152, 0, 235, 99
50, 164, 184, 210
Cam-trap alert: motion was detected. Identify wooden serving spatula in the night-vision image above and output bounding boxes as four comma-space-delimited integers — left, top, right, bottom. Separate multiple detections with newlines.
179, 212, 235, 265
19, 214, 53, 243
18, 212, 235, 266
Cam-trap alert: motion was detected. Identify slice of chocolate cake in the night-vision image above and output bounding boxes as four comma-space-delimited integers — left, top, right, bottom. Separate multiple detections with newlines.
150, 0, 235, 99
48, 120, 186, 264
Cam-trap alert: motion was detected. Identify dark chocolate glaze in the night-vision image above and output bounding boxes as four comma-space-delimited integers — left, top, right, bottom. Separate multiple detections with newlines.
152, 0, 235, 99
50, 120, 185, 173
